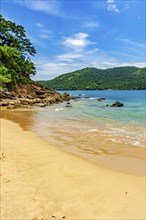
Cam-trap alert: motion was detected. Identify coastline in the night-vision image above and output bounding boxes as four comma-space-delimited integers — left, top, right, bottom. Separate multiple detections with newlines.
1, 107, 145, 176
1, 118, 146, 219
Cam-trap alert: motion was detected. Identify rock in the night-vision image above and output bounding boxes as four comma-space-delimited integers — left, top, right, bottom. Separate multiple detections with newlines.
34, 98, 41, 103
7, 104, 18, 109
65, 105, 72, 107
0, 101, 9, 106
0, 91, 17, 99
111, 101, 124, 107
18, 94, 24, 98
36, 103, 47, 107
72, 96, 80, 99
63, 92, 70, 96
9, 101, 17, 105
38, 94, 46, 99
97, 98, 106, 101
35, 90, 46, 95
19, 98, 34, 105
55, 98, 61, 102
27, 95, 33, 99
0, 83, 76, 109
84, 96, 90, 98
65, 101, 72, 107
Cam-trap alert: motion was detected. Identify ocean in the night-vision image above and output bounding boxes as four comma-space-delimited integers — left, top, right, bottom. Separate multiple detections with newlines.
2, 90, 146, 174
31, 90, 145, 147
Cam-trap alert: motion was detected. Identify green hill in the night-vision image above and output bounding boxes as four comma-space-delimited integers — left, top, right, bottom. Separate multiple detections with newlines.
39, 66, 146, 90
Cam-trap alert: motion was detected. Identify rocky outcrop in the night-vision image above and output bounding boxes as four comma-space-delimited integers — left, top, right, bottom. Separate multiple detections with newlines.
106, 101, 124, 107
65, 101, 72, 107
111, 101, 124, 107
0, 83, 74, 109
97, 98, 106, 101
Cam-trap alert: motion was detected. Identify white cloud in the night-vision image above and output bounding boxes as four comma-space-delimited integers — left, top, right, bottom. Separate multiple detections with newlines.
40, 34, 49, 39
62, 32, 96, 51
35, 22, 53, 40
13, 0, 60, 15
57, 53, 83, 62
33, 59, 82, 80
106, 0, 119, 13
107, 0, 114, 3
32, 34, 145, 80
33, 44, 145, 80
123, 3, 130, 11
118, 62, 146, 68
82, 20, 99, 30
41, 29, 51, 33
119, 38, 145, 49
36, 23, 44, 28
33, 56, 145, 80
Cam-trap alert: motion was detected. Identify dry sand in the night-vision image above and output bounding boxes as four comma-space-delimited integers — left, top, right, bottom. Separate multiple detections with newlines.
1, 118, 145, 219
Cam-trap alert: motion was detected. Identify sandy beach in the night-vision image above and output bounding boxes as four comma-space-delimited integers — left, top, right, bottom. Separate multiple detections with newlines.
1, 118, 145, 220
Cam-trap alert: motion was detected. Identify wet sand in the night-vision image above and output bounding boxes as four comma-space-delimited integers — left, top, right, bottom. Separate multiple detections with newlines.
1, 108, 145, 176
1, 118, 146, 219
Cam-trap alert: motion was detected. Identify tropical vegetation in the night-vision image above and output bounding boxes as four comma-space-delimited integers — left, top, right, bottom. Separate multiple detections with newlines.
39, 67, 146, 90
0, 15, 36, 90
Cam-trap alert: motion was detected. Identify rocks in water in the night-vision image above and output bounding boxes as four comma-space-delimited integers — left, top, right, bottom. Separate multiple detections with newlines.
97, 97, 106, 101
65, 101, 72, 107
63, 92, 70, 97
65, 105, 72, 107
109, 101, 124, 107
36, 103, 48, 108
84, 96, 90, 99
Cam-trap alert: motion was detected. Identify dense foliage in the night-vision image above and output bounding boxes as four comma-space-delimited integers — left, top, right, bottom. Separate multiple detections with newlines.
0, 15, 36, 89
39, 67, 146, 90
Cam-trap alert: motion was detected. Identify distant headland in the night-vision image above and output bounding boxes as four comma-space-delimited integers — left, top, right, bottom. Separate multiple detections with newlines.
38, 66, 146, 90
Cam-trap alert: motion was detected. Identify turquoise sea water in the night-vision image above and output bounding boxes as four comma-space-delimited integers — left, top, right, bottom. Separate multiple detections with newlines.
30, 90, 145, 150
2, 90, 145, 174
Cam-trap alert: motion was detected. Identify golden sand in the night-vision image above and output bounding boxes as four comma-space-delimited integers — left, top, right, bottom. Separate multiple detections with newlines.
1, 119, 145, 219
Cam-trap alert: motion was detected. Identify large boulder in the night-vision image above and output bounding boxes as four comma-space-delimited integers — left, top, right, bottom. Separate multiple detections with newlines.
111, 101, 124, 107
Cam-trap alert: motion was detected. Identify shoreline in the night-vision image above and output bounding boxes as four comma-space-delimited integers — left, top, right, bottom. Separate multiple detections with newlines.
1, 118, 146, 219
1, 108, 145, 177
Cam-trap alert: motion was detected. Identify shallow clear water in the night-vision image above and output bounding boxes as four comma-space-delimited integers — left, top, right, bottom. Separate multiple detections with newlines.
31, 90, 146, 149
1, 90, 145, 175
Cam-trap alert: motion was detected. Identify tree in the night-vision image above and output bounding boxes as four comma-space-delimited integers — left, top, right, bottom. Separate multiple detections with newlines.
0, 15, 36, 88
0, 15, 36, 57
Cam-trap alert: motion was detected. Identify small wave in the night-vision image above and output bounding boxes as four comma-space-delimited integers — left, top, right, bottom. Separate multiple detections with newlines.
109, 138, 117, 142
126, 140, 143, 147
87, 129, 98, 132
55, 108, 64, 111
89, 97, 96, 100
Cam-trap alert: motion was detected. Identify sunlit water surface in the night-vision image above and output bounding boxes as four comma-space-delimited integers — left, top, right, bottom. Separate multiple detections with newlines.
2, 90, 146, 175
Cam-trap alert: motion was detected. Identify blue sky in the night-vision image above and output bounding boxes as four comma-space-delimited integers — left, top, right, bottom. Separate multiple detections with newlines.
1, 0, 146, 80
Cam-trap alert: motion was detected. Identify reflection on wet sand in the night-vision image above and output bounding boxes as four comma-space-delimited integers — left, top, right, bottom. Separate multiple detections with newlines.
1, 109, 37, 131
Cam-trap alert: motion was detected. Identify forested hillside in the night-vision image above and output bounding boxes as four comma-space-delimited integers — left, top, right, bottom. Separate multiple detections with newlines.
39, 67, 146, 90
